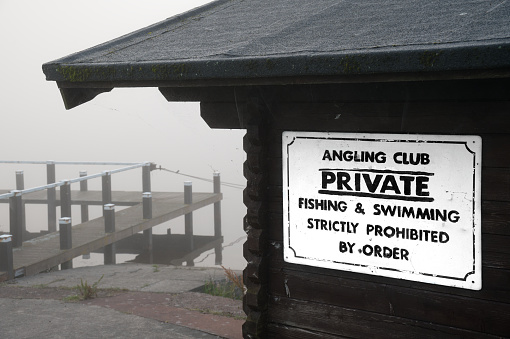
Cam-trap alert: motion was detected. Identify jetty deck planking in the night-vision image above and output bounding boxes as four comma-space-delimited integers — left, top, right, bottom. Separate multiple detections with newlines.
3, 192, 221, 277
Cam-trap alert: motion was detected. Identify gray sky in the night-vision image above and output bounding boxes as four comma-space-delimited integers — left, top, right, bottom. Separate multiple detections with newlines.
0, 0, 247, 269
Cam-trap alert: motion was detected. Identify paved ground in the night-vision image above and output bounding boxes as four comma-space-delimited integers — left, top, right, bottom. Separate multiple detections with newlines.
0, 264, 244, 339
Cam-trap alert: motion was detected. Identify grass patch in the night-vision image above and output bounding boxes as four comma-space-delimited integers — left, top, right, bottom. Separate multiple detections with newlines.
76, 275, 103, 300
63, 295, 81, 302
201, 266, 244, 300
64, 285, 127, 301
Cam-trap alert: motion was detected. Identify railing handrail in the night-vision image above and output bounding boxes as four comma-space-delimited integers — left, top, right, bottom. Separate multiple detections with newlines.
0, 160, 143, 166
0, 162, 150, 200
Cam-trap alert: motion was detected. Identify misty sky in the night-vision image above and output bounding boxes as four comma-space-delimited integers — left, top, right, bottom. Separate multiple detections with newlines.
0, 0, 247, 269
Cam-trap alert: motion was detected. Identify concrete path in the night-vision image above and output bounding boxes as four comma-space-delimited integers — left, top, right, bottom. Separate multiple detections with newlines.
13, 263, 229, 292
0, 264, 244, 339
0, 298, 219, 338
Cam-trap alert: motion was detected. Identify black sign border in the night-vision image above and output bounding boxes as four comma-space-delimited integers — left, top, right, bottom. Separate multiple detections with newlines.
284, 134, 480, 285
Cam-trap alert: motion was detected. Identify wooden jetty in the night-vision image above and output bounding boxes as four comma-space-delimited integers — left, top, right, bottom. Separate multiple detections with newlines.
0, 162, 223, 282
0, 191, 222, 281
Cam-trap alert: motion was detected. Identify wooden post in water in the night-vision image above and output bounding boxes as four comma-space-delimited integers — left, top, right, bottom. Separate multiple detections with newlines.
9, 191, 23, 247
47, 161, 57, 233
213, 172, 223, 265
80, 171, 90, 259
184, 181, 194, 266
15, 170, 24, 191
102, 171, 112, 215
142, 163, 153, 263
0, 235, 14, 280
59, 217, 73, 270
60, 180, 71, 219
143, 192, 153, 264
80, 171, 89, 222
104, 204, 116, 265
55, 178, 70, 273
102, 172, 113, 263
142, 163, 151, 193
15, 170, 27, 237
143, 192, 153, 219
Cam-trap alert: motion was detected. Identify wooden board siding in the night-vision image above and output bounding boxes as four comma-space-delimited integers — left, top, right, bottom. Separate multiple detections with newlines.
238, 79, 510, 338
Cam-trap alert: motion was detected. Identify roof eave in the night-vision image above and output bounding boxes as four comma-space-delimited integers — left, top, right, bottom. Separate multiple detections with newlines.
43, 41, 510, 108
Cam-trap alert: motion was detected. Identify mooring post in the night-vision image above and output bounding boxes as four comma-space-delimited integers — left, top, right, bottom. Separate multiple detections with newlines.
142, 192, 153, 264
142, 162, 151, 193
59, 217, 73, 270
80, 171, 90, 259
79, 171, 89, 222
0, 235, 14, 280
47, 161, 57, 233
9, 191, 23, 247
213, 172, 223, 265
15, 170, 24, 191
184, 181, 194, 266
102, 172, 113, 265
102, 171, 112, 216
104, 203, 116, 265
143, 192, 153, 219
60, 180, 72, 219
15, 170, 27, 237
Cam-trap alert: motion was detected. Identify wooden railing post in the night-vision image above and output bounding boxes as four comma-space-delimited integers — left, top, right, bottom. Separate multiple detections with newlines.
47, 161, 57, 233
80, 171, 90, 259
142, 162, 151, 193
15, 170, 24, 191
102, 171, 112, 216
0, 234, 14, 280
9, 191, 23, 247
79, 171, 89, 223
15, 170, 27, 237
143, 192, 153, 220
104, 203, 116, 265
143, 192, 153, 264
184, 181, 194, 266
213, 172, 223, 265
59, 217, 73, 270
60, 180, 71, 219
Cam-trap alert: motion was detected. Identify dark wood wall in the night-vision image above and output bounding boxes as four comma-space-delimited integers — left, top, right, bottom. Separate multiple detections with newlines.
201, 78, 510, 338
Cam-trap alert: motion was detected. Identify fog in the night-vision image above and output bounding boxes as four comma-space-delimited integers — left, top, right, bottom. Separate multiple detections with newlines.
0, 0, 247, 269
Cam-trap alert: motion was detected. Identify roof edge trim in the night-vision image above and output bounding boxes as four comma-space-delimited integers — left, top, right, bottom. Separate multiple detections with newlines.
43, 41, 510, 85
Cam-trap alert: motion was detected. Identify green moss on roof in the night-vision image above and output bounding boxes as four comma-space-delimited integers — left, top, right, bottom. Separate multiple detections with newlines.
57, 66, 92, 82
419, 51, 443, 68
151, 64, 194, 79
339, 56, 361, 74
56, 65, 121, 82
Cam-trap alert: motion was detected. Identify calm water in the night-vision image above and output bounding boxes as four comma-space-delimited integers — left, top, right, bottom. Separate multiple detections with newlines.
1, 0, 247, 270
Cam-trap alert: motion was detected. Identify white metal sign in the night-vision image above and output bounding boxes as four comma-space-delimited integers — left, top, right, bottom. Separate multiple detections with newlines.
282, 132, 482, 290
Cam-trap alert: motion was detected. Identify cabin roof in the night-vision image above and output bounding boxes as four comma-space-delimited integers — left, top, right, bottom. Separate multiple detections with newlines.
42, 0, 510, 108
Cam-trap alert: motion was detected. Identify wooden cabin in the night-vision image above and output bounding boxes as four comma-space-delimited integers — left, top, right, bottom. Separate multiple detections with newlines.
43, 0, 510, 337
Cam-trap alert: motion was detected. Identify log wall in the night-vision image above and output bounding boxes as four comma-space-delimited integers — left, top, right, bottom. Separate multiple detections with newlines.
206, 78, 510, 338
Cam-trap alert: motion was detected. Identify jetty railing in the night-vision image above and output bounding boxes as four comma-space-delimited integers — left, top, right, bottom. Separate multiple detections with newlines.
0, 160, 223, 279
0, 161, 152, 247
